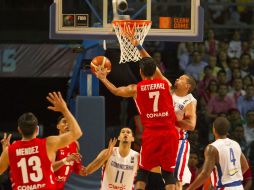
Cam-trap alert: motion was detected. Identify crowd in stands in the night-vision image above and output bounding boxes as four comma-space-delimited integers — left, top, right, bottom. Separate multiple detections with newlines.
177, 28, 254, 188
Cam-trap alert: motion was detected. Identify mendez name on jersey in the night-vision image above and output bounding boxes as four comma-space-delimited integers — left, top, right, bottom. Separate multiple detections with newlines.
16, 146, 39, 156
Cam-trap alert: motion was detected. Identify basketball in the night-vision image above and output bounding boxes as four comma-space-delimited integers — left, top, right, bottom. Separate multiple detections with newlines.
90, 56, 111, 74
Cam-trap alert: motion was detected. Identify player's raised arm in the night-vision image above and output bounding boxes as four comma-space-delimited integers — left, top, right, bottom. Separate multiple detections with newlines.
46, 92, 83, 153
125, 31, 169, 82
85, 138, 117, 175
0, 133, 12, 174
95, 67, 137, 98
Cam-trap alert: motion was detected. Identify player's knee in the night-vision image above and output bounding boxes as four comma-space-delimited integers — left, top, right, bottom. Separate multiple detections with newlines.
161, 170, 176, 185
136, 168, 149, 184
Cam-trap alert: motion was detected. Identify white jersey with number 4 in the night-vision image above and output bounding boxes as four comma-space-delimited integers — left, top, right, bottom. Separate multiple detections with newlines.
101, 147, 139, 190
211, 138, 244, 190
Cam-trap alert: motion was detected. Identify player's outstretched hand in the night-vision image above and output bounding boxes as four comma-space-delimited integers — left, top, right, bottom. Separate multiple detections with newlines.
95, 67, 108, 80
66, 153, 82, 163
79, 165, 88, 176
46, 91, 68, 113
105, 138, 117, 158
1, 133, 12, 150
123, 28, 139, 47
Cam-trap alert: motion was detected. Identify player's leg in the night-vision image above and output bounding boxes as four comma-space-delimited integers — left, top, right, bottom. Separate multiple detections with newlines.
160, 129, 179, 190
161, 170, 176, 190
174, 140, 191, 190
135, 168, 149, 190
137, 129, 162, 189
176, 181, 182, 190
146, 168, 165, 190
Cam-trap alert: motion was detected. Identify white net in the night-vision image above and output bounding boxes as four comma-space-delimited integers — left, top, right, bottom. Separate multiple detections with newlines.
112, 20, 151, 63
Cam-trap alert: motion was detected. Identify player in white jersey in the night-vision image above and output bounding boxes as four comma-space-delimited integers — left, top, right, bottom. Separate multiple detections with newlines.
187, 117, 249, 190
172, 76, 197, 190
150, 75, 197, 190
85, 128, 139, 190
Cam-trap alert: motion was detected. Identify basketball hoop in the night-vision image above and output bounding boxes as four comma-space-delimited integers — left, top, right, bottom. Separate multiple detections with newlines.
112, 20, 152, 63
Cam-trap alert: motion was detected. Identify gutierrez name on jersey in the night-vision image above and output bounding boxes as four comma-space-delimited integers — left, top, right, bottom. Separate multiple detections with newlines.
140, 83, 165, 91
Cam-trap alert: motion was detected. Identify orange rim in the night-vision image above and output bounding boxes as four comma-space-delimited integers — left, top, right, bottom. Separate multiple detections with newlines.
112, 20, 152, 27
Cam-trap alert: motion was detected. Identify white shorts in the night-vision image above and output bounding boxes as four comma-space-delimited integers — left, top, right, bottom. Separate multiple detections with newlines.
174, 139, 191, 184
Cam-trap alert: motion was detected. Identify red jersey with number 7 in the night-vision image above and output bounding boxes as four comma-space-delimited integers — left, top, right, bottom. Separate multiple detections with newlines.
134, 79, 176, 128
8, 138, 56, 190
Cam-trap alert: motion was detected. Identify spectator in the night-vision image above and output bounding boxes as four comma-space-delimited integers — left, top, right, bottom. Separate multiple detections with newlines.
228, 31, 242, 58
199, 79, 218, 104
217, 70, 228, 84
249, 39, 254, 61
206, 84, 236, 120
197, 43, 209, 63
184, 51, 208, 81
242, 75, 254, 90
152, 51, 166, 74
217, 39, 229, 53
229, 57, 240, 70
185, 151, 202, 190
177, 42, 188, 60
230, 125, 248, 155
198, 66, 217, 91
207, 55, 221, 78
227, 108, 244, 131
228, 78, 246, 102
217, 51, 230, 80
204, 29, 219, 56
237, 85, 254, 118
243, 110, 254, 146
178, 42, 194, 72
229, 68, 242, 84
240, 53, 253, 78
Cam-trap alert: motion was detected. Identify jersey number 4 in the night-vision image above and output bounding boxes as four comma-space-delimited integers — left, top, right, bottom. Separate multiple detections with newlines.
229, 148, 236, 166
149, 91, 160, 112
17, 156, 43, 183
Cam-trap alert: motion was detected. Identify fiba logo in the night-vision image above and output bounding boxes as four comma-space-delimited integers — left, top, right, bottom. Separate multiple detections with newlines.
77, 16, 87, 21
76, 14, 89, 27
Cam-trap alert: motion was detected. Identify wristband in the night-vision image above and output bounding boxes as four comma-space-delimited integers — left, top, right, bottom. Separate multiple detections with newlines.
62, 158, 70, 165
136, 44, 143, 50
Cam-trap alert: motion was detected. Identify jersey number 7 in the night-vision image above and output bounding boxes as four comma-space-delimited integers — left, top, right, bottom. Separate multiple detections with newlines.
149, 91, 160, 112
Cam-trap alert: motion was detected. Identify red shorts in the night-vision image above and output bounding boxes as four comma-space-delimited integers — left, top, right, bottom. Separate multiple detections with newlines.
139, 127, 179, 172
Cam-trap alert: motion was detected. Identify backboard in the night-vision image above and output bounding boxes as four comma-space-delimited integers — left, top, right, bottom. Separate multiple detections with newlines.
49, 0, 204, 41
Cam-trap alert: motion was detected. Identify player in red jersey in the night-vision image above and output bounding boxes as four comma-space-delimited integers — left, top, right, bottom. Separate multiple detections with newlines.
127, 35, 197, 190
0, 91, 83, 190
52, 115, 87, 190
95, 59, 178, 189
